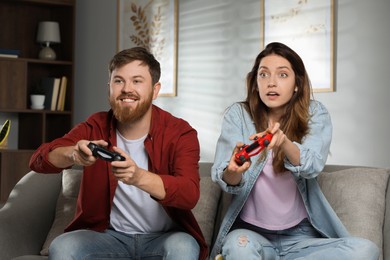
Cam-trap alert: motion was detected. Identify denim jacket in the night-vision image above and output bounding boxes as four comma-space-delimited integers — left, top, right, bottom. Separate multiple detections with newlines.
210, 100, 350, 259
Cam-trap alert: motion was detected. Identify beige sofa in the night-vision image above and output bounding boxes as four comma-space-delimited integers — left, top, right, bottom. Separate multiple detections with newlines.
0, 163, 389, 260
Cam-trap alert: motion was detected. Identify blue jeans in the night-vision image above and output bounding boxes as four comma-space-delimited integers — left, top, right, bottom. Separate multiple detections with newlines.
221, 219, 379, 260
49, 229, 199, 260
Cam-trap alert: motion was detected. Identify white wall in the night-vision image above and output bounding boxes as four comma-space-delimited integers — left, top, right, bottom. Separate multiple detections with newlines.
73, 0, 390, 167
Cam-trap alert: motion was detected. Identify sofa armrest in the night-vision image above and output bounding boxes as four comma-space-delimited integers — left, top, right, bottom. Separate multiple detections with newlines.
0, 171, 62, 259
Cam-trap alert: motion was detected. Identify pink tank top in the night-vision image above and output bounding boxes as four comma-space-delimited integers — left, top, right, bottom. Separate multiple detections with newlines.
240, 155, 308, 230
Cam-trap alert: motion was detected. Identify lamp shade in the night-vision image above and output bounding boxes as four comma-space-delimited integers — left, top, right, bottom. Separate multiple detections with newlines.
36, 21, 61, 43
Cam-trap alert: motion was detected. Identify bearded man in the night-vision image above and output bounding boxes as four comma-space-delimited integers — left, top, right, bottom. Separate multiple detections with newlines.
29, 47, 207, 260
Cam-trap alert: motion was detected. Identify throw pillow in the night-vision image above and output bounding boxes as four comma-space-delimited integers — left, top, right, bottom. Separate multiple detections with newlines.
40, 169, 82, 256
192, 176, 222, 249
317, 167, 389, 260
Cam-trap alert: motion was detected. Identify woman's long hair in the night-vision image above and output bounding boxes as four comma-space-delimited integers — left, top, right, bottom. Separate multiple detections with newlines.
242, 42, 312, 172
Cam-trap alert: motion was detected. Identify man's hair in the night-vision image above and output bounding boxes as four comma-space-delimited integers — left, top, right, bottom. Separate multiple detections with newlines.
108, 47, 161, 85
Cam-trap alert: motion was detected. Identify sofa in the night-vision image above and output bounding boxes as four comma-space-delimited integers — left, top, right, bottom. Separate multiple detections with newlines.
0, 163, 389, 260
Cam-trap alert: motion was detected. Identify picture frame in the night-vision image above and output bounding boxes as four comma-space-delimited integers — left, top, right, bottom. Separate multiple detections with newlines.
261, 0, 335, 92
117, 0, 178, 96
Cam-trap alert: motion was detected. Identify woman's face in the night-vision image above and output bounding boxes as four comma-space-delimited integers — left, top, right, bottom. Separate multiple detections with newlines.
257, 54, 296, 114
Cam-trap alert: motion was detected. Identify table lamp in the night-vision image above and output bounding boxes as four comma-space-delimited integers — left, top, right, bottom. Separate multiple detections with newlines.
36, 21, 61, 60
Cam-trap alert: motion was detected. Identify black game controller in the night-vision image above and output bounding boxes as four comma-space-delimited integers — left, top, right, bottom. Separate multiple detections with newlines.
87, 142, 125, 162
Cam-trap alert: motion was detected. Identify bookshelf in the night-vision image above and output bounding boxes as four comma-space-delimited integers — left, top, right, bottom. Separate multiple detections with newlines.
0, 0, 75, 202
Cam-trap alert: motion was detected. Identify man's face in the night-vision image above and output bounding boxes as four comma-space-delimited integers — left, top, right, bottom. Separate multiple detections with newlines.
108, 60, 160, 124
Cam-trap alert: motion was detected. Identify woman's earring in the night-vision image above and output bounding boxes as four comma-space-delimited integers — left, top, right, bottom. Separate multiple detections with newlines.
294, 87, 298, 92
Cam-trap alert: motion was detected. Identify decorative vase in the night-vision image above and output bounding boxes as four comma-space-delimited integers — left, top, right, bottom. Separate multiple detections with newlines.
30, 94, 45, 110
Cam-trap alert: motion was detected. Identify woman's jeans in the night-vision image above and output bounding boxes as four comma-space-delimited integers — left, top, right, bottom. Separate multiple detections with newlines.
49, 229, 199, 260
221, 219, 379, 260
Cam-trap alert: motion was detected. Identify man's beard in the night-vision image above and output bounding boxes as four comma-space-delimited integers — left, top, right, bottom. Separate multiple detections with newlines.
110, 93, 153, 124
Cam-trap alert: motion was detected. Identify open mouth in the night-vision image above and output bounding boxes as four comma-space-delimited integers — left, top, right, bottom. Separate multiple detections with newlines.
119, 95, 138, 103
266, 92, 279, 96
120, 98, 136, 103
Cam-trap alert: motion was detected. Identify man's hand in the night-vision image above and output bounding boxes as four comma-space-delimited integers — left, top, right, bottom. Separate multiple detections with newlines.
110, 146, 166, 200
47, 139, 107, 168
110, 146, 141, 185
71, 139, 108, 166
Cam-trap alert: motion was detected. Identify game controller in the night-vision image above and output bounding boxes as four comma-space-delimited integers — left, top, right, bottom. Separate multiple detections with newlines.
87, 142, 125, 162
234, 133, 273, 165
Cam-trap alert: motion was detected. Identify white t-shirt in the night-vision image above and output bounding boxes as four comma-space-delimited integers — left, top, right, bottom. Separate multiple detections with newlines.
109, 131, 175, 234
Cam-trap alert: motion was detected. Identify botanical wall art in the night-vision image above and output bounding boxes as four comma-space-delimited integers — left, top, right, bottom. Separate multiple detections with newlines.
261, 0, 335, 92
117, 0, 178, 96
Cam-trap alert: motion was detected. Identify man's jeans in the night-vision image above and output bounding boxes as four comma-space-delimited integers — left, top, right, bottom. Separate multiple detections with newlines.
49, 229, 199, 259
222, 219, 379, 260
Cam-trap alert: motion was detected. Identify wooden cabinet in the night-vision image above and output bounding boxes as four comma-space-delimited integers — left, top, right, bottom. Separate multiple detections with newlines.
0, 150, 35, 202
0, 0, 75, 202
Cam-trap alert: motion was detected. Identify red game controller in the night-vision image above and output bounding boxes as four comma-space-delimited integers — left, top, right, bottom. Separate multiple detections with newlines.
234, 133, 273, 165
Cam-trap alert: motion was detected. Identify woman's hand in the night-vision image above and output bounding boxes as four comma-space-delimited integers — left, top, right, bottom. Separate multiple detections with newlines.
222, 142, 251, 186
262, 122, 300, 166
266, 122, 286, 150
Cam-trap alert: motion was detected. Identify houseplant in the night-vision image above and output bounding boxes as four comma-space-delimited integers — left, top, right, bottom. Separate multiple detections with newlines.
0, 119, 11, 149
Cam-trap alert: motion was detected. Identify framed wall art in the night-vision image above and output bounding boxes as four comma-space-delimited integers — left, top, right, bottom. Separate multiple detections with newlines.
261, 0, 335, 92
117, 0, 178, 96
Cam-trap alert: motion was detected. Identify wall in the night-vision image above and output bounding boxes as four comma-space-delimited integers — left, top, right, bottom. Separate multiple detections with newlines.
73, 0, 390, 167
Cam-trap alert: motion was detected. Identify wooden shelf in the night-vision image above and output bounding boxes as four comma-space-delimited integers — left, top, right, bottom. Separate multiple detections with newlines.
0, 0, 75, 202
0, 56, 73, 64
8, 0, 75, 6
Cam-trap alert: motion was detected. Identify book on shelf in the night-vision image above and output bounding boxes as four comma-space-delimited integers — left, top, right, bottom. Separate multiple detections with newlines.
51, 78, 61, 111
41, 77, 55, 110
0, 48, 20, 58
41, 77, 61, 111
56, 76, 68, 111
0, 54, 18, 58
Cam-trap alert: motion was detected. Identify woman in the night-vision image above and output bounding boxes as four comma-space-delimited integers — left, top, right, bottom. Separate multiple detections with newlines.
210, 42, 379, 260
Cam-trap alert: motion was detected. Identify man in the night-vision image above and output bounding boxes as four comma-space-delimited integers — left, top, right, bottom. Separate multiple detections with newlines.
29, 47, 207, 259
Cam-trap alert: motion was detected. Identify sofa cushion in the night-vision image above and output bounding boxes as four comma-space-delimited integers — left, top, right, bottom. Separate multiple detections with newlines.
192, 176, 221, 249
317, 167, 389, 260
40, 169, 82, 256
